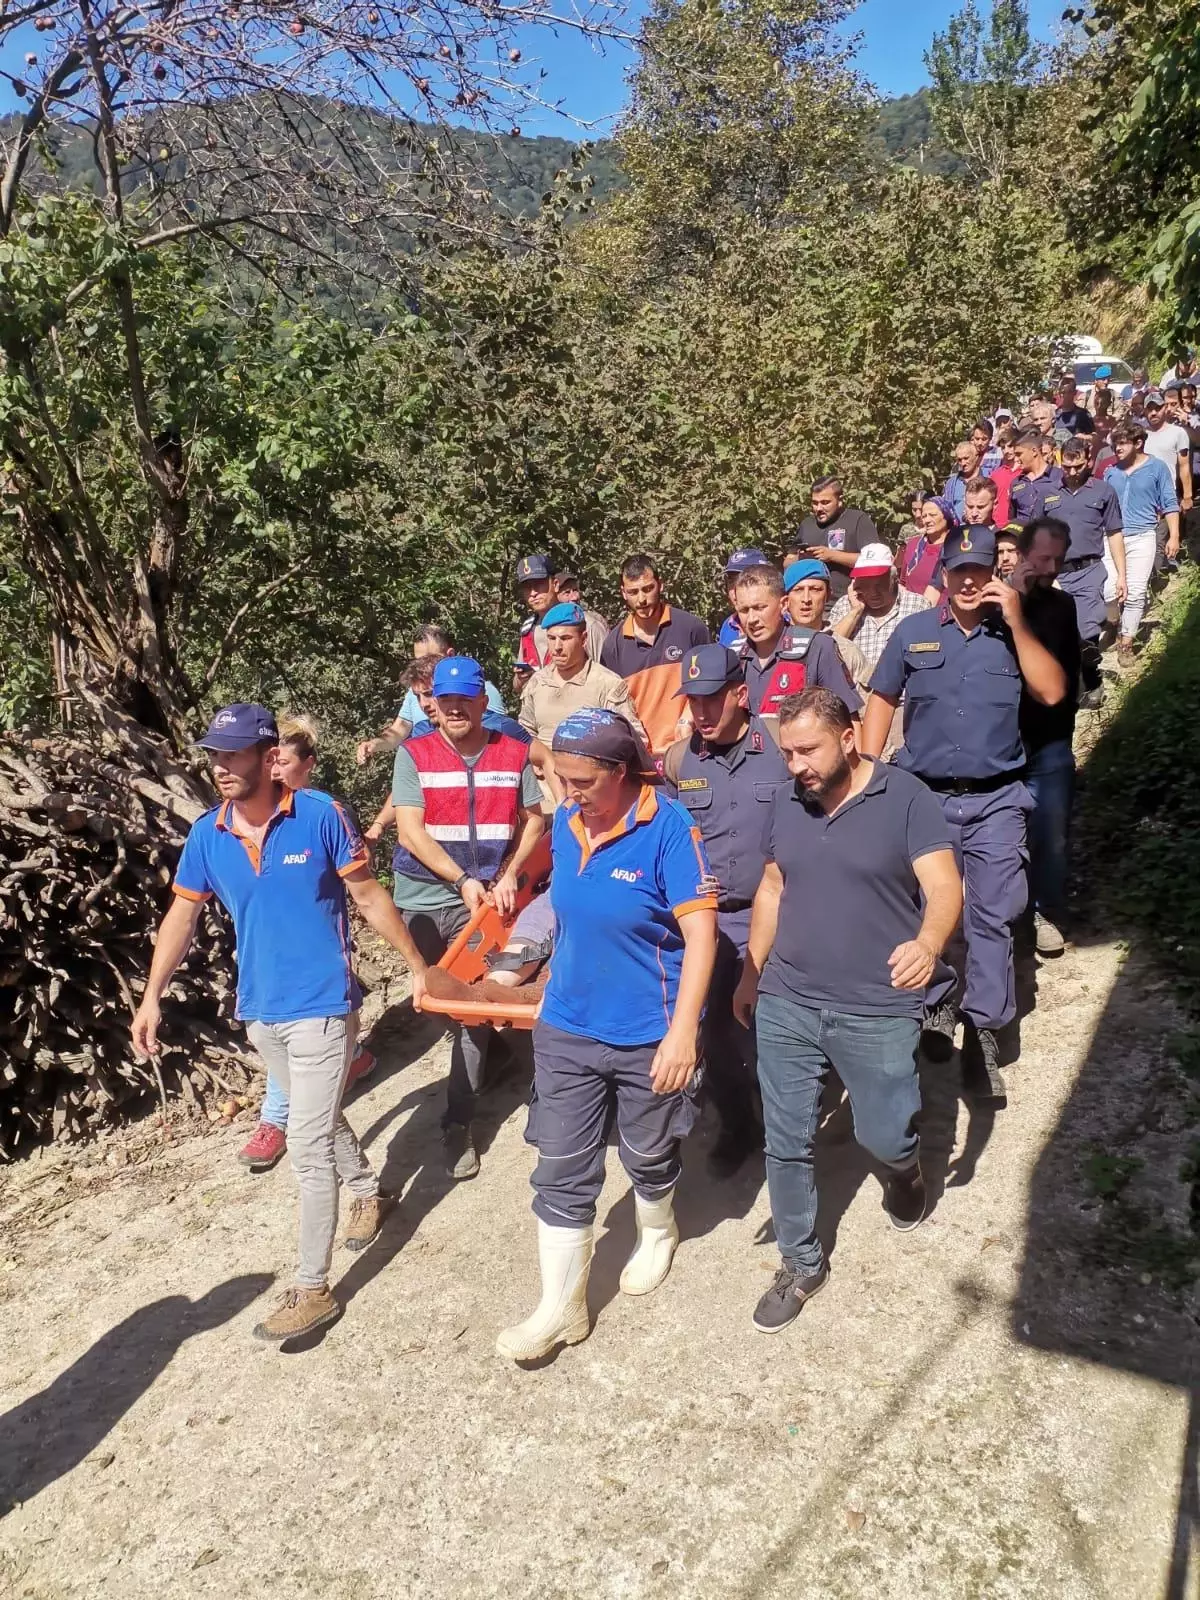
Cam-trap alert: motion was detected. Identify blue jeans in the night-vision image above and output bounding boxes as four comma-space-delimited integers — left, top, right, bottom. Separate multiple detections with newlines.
755, 994, 921, 1276
1025, 740, 1075, 920
261, 1072, 289, 1131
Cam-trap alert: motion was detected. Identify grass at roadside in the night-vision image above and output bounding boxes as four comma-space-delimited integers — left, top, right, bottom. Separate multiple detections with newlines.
1077, 565, 1200, 997
1073, 566, 1200, 1288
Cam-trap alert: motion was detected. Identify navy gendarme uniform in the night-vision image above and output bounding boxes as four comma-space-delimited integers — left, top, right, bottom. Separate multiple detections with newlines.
1051, 477, 1123, 644
1009, 464, 1065, 527
870, 593, 1032, 1032
736, 626, 862, 719
668, 713, 790, 1141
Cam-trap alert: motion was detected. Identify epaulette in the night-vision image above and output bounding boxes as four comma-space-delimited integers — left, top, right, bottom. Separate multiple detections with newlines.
779, 626, 817, 660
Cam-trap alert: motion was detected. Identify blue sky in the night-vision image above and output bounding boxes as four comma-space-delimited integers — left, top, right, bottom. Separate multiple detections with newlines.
0, 0, 1067, 132
516, 0, 1067, 135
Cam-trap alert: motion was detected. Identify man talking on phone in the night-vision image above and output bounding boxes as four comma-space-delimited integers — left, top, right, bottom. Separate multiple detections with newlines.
861, 527, 1068, 1100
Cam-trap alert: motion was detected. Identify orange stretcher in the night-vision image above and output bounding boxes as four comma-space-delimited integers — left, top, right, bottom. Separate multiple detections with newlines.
420, 836, 552, 1030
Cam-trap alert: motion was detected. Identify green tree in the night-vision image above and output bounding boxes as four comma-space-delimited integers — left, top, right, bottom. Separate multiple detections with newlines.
925, 0, 1042, 184
1069, 0, 1200, 344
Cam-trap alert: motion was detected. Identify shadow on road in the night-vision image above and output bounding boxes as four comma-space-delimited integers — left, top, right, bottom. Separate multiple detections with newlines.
0, 1273, 273, 1516
1016, 588, 1200, 1599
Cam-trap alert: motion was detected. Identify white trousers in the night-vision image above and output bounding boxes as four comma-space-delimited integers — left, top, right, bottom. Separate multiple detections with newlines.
1103, 527, 1156, 640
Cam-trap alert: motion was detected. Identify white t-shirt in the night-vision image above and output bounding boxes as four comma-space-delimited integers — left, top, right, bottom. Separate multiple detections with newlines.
1143, 423, 1190, 485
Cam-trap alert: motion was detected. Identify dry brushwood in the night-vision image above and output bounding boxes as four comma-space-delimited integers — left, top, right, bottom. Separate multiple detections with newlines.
0, 707, 260, 1159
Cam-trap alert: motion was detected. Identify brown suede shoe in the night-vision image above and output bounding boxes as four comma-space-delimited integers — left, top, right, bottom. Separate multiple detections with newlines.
477, 976, 548, 1006
253, 1286, 340, 1342
423, 967, 478, 1004
342, 1193, 391, 1253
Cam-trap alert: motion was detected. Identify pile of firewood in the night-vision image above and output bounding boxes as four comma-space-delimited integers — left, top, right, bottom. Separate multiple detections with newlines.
0, 701, 260, 1158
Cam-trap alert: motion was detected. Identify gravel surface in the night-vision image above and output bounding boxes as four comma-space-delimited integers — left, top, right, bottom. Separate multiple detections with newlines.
0, 934, 1197, 1599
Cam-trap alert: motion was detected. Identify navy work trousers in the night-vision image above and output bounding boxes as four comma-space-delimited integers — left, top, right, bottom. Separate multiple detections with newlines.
700, 908, 762, 1140
755, 994, 921, 1276
1025, 740, 1075, 921
526, 1021, 698, 1227
938, 781, 1032, 1031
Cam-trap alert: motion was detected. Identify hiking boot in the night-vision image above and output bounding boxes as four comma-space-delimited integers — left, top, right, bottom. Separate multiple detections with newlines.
238, 1121, 287, 1172
443, 1122, 479, 1180
1077, 685, 1105, 711
961, 1022, 1007, 1102
883, 1164, 927, 1231
252, 1285, 340, 1342
920, 1000, 959, 1063
1116, 639, 1136, 669
752, 1263, 829, 1335
707, 1124, 762, 1180
348, 1046, 377, 1086
342, 1192, 390, 1253
1034, 913, 1066, 957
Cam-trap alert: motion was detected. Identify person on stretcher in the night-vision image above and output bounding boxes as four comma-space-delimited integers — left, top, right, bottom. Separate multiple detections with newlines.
423, 886, 554, 1010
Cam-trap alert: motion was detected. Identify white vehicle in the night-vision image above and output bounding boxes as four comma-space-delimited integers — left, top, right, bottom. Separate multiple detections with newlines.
1059, 335, 1135, 404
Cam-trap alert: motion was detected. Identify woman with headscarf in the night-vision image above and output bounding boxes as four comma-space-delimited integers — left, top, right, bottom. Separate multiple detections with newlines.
497, 708, 718, 1361
900, 495, 958, 605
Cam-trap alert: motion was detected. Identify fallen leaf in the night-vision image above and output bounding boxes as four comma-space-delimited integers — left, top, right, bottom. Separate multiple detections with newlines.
192, 1548, 220, 1569
845, 1508, 867, 1532
92, 1453, 115, 1472
651, 1560, 668, 1576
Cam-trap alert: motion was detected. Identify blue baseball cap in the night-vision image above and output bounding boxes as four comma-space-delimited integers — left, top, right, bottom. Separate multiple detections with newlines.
543, 601, 586, 630
724, 547, 769, 574
675, 644, 744, 698
942, 526, 997, 571
1094, 364, 1112, 379
783, 558, 831, 590
196, 703, 278, 752
432, 656, 485, 697
515, 554, 554, 585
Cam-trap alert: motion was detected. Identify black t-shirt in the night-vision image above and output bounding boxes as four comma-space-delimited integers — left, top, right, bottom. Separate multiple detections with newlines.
758, 761, 952, 1018
1056, 405, 1095, 436
796, 507, 877, 598
1019, 585, 1080, 752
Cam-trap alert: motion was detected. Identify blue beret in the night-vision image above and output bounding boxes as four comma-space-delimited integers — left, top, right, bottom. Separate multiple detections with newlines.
783, 559, 831, 590
543, 601, 586, 630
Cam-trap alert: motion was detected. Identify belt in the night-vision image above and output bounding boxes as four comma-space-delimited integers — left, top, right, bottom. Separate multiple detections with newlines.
1060, 555, 1100, 573
718, 897, 754, 913
919, 772, 1023, 796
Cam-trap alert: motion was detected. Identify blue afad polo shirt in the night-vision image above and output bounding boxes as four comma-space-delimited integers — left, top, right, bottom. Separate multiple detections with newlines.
173, 788, 369, 1024
539, 787, 717, 1048
758, 761, 952, 1019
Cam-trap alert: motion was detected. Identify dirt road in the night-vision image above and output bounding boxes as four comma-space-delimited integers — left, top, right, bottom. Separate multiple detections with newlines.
1, 917, 1196, 1599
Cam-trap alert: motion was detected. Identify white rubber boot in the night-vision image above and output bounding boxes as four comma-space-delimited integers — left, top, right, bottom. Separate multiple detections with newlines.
496, 1221, 593, 1360
619, 1189, 679, 1296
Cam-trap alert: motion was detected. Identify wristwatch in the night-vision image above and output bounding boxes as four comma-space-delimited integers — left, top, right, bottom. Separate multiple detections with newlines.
451, 871, 470, 895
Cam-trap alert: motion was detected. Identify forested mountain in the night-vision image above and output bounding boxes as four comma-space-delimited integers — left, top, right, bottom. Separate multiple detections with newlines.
2, 90, 958, 222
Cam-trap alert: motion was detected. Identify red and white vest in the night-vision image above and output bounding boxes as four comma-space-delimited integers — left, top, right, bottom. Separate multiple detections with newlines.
391, 729, 527, 886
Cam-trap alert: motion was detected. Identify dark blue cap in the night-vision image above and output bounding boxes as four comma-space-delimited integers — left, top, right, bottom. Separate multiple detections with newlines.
543, 601, 586, 629
942, 526, 997, 571
432, 656, 485, 697
515, 554, 554, 585
675, 644, 744, 698
724, 547, 769, 574
783, 558, 831, 590
196, 702, 279, 752
551, 707, 653, 773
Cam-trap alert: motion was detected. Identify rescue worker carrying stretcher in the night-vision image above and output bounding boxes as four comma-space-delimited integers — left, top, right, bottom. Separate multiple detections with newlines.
497, 708, 717, 1362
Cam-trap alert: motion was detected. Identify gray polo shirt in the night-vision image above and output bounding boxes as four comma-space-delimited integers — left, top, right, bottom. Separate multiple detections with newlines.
758, 760, 951, 1018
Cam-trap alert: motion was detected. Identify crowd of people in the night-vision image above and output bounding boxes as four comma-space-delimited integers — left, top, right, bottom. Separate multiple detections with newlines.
129, 363, 1194, 1349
